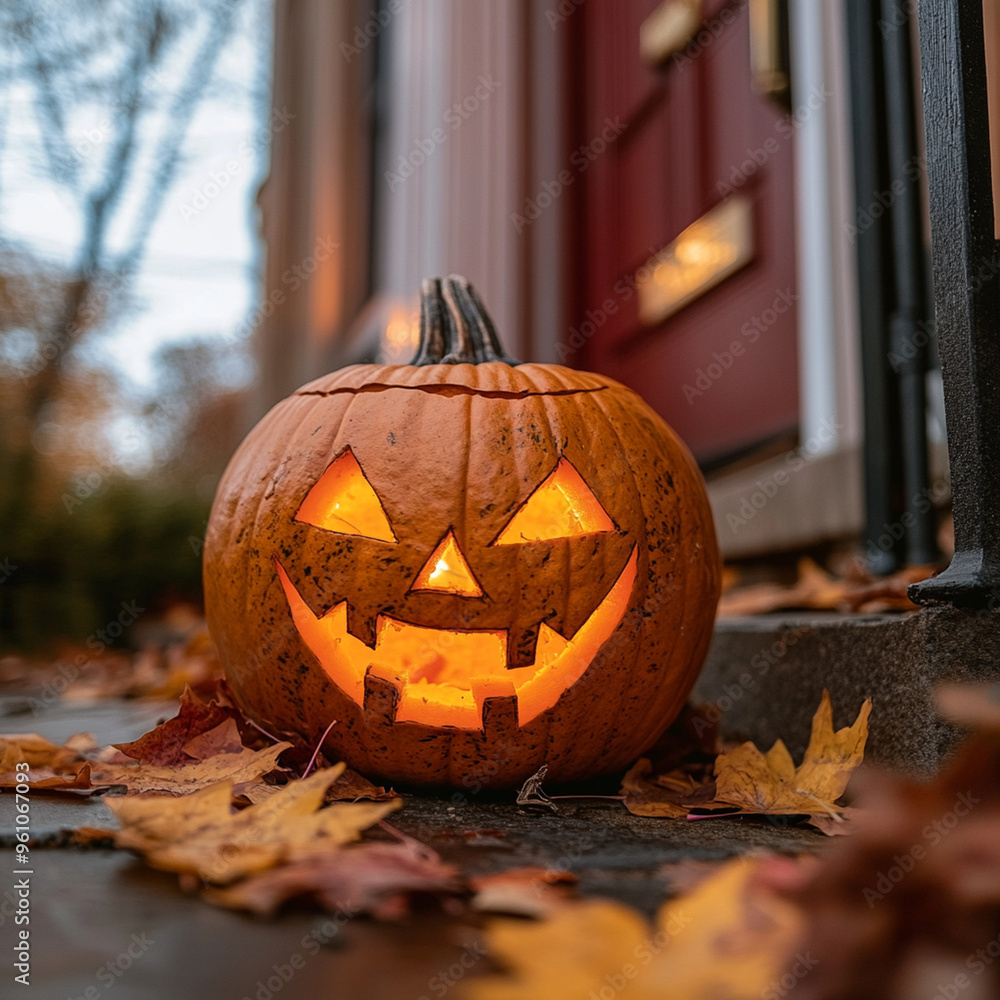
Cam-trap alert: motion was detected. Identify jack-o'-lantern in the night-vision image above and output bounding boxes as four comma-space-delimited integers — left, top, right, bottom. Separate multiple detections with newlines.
204, 275, 720, 789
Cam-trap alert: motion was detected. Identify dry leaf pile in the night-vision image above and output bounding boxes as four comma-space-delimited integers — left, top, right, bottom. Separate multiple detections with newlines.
107, 764, 400, 883
1, 685, 462, 920
719, 557, 936, 617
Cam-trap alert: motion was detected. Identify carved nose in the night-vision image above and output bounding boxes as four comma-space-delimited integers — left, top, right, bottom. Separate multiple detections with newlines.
411, 530, 483, 597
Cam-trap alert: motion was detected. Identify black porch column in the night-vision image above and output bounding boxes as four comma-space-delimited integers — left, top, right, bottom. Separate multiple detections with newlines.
909, 0, 1000, 607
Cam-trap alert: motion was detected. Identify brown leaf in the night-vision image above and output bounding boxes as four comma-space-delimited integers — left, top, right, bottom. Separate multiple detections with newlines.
113, 686, 235, 766
712, 690, 871, 817
718, 558, 935, 618
470, 866, 578, 917
0, 733, 113, 793
107, 764, 401, 884
203, 841, 460, 917
804, 806, 866, 837
0, 732, 85, 773
463, 858, 804, 1000
620, 758, 714, 818
182, 718, 249, 759
656, 857, 729, 896
935, 681, 1000, 730
93, 737, 292, 798
325, 765, 397, 802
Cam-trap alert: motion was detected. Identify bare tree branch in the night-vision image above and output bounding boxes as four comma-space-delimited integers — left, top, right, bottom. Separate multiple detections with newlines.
115, 1, 242, 274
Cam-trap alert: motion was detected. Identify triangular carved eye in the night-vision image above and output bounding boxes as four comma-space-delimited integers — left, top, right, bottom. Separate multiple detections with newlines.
295, 449, 397, 542
492, 458, 615, 544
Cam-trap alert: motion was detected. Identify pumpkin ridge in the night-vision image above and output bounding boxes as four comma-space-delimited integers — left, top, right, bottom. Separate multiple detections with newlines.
295, 384, 607, 400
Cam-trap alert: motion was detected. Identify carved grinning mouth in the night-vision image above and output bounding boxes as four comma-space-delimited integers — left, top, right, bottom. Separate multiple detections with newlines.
275, 546, 637, 730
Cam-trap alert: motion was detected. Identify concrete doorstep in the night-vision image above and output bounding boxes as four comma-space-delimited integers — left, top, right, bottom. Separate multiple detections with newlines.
694, 606, 1000, 775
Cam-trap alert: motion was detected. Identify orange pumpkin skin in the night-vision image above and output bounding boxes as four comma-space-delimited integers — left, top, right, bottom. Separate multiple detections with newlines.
204, 277, 720, 789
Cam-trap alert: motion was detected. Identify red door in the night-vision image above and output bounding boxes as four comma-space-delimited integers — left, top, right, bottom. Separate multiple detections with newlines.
568, 0, 799, 466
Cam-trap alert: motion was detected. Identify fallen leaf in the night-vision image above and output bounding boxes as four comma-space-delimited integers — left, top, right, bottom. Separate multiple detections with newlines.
718, 557, 935, 617
712, 690, 871, 817
113, 686, 235, 766
93, 735, 293, 798
0, 732, 84, 773
204, 840, 461, 918
935, 681, 1000, 730
182, 718, 246, 758
620, 692, 870, 831
656, 857, 729, 896
325, 765, 397, 803
66, 826, 118, 847
784, 693, 1000, 999
718, 558, 844, 617
620, 757, 715, 818
804, 806, 866, 837
470, 866, 578, 917
0, 733, 111, 793
463, 858, 804, 1000
107, 764, 401, 883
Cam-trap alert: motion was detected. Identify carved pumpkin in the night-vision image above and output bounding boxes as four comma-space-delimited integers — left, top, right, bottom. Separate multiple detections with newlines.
204, 275, 720, 789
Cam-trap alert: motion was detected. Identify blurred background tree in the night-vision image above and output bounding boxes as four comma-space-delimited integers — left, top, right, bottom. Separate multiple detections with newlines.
0, 0, 270, 648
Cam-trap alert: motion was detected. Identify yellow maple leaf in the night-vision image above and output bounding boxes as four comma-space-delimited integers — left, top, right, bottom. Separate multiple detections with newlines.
464, 859, 804, 1000
713, 690, 872, 816
107, 764, 400, 884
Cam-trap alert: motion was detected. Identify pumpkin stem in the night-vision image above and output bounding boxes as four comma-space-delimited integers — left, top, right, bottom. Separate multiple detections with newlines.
412, 275, 521, 365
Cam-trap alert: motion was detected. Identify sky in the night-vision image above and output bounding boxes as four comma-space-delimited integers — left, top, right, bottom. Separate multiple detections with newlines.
0, 0, 271, 392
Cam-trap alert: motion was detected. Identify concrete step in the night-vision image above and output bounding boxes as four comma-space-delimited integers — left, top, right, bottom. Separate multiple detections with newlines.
694, 606, 1000, 774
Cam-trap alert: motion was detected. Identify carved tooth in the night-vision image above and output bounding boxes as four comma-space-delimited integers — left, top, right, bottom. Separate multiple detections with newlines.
534, 622, 570, 668
477, 690, 520, 739
471, 677, 517, 731
363, 662, 403, 724
471, 675, 516, 706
